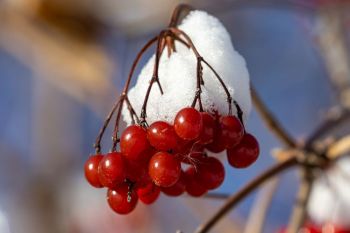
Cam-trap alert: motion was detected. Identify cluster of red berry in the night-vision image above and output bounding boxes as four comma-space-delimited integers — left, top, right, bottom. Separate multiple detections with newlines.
84, 107, 259, 215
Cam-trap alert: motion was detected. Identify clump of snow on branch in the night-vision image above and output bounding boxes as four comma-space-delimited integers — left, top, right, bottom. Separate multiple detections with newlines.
308, 157, 350, 228
122, 10, 251, 125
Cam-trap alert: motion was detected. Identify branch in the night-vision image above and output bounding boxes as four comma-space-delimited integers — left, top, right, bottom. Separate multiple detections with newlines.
168, 4, 194, 28
286, 168, 314, 233
251, 86, 297, 148
194, 157, 298, 233
316, 5, 350, 108
243, 177, 280, 233
304, 109, 350, 149
327, 135, 350, 159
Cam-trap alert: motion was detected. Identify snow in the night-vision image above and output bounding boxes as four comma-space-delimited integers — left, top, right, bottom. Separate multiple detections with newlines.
308, 157, 350, 227
122, 10, 251, 125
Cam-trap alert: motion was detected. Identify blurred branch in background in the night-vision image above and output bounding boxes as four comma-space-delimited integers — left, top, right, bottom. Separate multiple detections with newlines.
317, 4, 350, 109
0, 1, 116, 113
243, 178, 279, 233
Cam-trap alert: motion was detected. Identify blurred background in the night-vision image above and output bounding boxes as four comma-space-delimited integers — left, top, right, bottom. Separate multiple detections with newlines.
0, 0, 349, 232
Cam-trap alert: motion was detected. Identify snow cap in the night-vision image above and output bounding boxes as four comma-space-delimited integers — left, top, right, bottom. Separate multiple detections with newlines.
123, 10, 251, 125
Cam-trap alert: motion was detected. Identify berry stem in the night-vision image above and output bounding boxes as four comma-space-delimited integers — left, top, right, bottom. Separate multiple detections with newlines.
167, 4, 194, 55
140, 31, 167, 124
201, 58, 233, 115
93, 36, 158, 153
93, 99, 121, 154
170, 27, 240, 117
168, 4, 194, 28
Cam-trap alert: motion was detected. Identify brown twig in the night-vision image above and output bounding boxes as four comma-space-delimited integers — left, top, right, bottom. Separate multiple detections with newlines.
140, 30, 167, 124
316, 5, 350, 109
166, 4, 194, 55
94, 35, 159, 152
286, 168, 314, 233
243, 177, 280, 233
251, 86, 297, 148
304, 109, 350, 149
93, 99, 121, 153
170, 27, 236, 116
327, 135, 350, 159
194, 157, 298, 233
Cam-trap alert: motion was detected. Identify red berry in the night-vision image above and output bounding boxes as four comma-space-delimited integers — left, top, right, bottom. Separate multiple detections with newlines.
205, 121, 226, 153
107, 183, 138, 215
147, 121, 178, 151
125, 159, 148, 184
84, 154, 103, 188
174, 107, 203, 140
149, 151, 181, 187
136, 182, 160, 205
227, 133, 259, 168
175, 137, 194, 154
120, 125, 150, 161
98, 152, 126, 188
185, 167, 207, 197
197, 157, 225, 190
161, 170, 186, 196
197, 112, 216, 145
220, 115, 244, 148
181, 144, 205, 165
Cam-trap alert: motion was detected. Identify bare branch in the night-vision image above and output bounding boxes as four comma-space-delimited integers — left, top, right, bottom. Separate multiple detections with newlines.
243, 178, 280, 233
251, 87, 297, 148
286, 169, 314, 233
194, 157, 298, 233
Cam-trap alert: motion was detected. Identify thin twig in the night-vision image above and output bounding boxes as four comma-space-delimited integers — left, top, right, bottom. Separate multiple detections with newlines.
304, 109, 350, 149
251, 86, 297, 148
286, 168, 314, 233
93, 99, 121, 153
327, 134, 350, 159
110, 36, 159, 151
243, 177, 280, 233
140, 30, 167, 123
168, 4, 194, 27
316, 5, 350, 109
194, 157, 298, 233
170, 27, 236, 116
94, 36, 158, 152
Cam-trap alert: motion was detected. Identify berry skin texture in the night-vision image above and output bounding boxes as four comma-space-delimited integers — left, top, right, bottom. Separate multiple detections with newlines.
98, 152, 126, 188
147, 121, 178, 151
185, 167, 207, 197
197, 157, 225, 190
174, 107, 203, 140
149, 152, 181, 187
205, 121, 226, 153
227, 133, 259, 168
107, 184, 138, 215
136, 182, 160, 205
125, 158, 148, 184
220, 115, 244, 148
84, 154, 104, 188
120, 125, 150, 161
197, 112, 216, 145
161, 170, 186, 196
